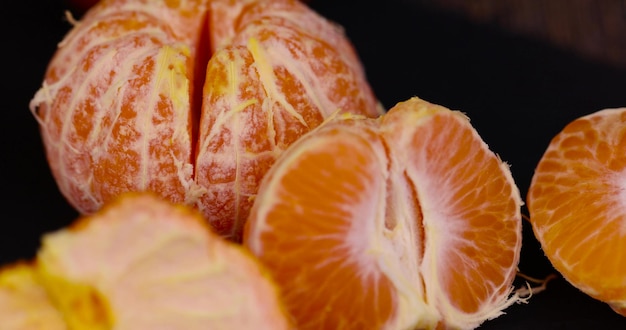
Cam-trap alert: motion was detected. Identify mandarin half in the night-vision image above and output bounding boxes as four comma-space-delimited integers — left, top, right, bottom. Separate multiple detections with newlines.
30, 0, 382, 241
528, 108, 626, 316
244, 97, 524, 329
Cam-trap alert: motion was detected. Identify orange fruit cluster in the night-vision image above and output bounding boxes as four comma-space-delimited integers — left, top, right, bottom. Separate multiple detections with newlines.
23, 0, 626, 328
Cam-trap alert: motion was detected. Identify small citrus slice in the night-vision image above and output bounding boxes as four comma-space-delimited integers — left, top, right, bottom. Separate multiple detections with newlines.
527, 107, 626, 315
244, 97, 523, 329
0, 263, 66, 330
36, 192, 290, 329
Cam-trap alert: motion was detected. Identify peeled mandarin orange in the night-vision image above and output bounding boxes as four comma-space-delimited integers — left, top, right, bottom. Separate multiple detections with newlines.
527, 108, 626, 316
0, 263, 66, 330
243, 96, 524, 329
29, 0, 383, 241
34, 192, 290, 329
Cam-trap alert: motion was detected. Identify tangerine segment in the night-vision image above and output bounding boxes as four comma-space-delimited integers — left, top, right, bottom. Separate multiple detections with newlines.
381, 98, 522, 328
244, 118, 437, 329
0, 263, 66, 330
195, 45, 280, 239
37, 192, 290, 329
527, 108, 626, 312
30, 1, 206, 214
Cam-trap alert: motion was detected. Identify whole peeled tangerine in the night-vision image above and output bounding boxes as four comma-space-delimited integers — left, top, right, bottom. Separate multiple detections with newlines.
30, 0, 383, 241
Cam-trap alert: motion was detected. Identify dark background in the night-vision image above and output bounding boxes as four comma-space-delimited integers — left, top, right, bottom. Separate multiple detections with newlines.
5, 0, 626, 328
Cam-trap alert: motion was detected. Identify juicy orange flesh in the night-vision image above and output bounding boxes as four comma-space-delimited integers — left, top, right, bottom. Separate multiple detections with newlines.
410, 113, 519, 314
248, 132, 396, 329
244, 98, 523, 327
528, 110, 626, 300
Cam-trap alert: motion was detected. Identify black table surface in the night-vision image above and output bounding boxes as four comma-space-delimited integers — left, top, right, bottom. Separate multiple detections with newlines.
5, 1, 626, 329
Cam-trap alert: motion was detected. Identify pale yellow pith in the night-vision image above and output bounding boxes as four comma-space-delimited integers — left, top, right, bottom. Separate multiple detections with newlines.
36, 266, 113, 330
0, 263, 66, 330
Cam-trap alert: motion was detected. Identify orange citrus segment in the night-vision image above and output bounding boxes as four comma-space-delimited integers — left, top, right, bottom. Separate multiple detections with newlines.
31, 0, 206, 213
0, 263, 66, 330
244, 97, 523, 329
36, 192, 290, 329
527, 108, 626, 313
